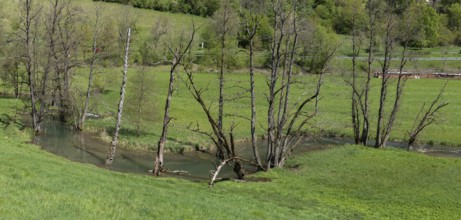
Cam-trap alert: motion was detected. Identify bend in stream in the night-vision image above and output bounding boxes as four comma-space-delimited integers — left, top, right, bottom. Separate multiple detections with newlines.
33, 121, 460, 181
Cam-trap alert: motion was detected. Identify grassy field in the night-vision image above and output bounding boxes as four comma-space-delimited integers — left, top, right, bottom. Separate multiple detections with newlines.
69, 64, 461, 152
1, 104, 460, 218
1, 0, 460, 154
2, 2, 461, 218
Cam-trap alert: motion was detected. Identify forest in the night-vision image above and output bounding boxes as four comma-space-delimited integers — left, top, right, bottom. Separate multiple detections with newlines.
1, 0, 461, 218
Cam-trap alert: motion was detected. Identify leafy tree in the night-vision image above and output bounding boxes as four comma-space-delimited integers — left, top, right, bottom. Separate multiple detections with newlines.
447, 3, 461, 31
298, 24, 338, 74
332, 0, 367, 34
419, 5, 440, 47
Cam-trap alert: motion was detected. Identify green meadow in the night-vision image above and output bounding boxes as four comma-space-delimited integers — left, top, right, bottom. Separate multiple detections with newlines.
73, 65, 461, 152
1, 111, 460, 218
1, 0, 461, 219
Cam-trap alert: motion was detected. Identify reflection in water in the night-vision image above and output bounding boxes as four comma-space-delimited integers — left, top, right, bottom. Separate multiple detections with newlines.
34, 121, 239, 179
33, 121, 345, 179
34, 121, 460, 180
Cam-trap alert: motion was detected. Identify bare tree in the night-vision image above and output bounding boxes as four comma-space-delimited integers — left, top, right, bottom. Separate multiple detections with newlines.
105, 27, 131, 166
239, 0, 264, 169
45, 0, 82, 123
360, 0, 383, 145
77, 4, 104, 130
211, 0, 239, 156
17, 0, 43, 133
408, 82, 449, 150
183, 64, 246, 180
375, 2, 422, 148
261, 0, 338, 169
343, 0, 367, 144
153, 25, 197, 176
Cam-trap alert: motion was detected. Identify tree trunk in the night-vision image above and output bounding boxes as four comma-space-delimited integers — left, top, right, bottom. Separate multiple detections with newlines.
361, 0, 378, 146
154, 57, 176, 176
375, 16, 393, 148
248, 35, 262, 168
266, 10, 285, 169
106, 27, 131, 166
154, 26, 196, 176
22, 0, 40, 134
350, 23, 361, 145
79, 8, 101, 130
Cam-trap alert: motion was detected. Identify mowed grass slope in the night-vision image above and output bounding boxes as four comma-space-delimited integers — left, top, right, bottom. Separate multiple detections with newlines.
1, 106, 460, 219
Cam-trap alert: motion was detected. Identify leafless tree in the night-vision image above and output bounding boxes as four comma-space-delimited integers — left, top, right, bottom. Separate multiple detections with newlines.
77, 4, 104, 130
375, 3, 422, 148
347, 0, 384, 145
153, 25, 197, 176
45, 0, 82, 123
262, 0, 338, 169
106, 27, 131, 166
211, 0, 239, 154
17, 0, 44, 134
239, 0, 265, 169
344, 0, 367, 145
183, 64, 246, 180
361, 0, 383, 145
266, 0, 304, 168
407, 82, 449, 150
374, 7, 397, 148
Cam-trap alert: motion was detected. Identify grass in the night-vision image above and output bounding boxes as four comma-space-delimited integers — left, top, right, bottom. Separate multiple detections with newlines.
1, 101, 460, 219
0, 0, 206, 55
69, 64, 461, 152
1, 0, 460, 153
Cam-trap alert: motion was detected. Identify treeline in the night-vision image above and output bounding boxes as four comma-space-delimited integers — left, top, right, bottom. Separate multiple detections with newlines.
99, 0, 461, 47
311, 0, 461, 47
93, 0, 220, 17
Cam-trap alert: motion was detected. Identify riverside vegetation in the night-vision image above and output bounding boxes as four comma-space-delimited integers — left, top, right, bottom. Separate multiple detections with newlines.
1, 99, 460, 218
1, 0, 461, 218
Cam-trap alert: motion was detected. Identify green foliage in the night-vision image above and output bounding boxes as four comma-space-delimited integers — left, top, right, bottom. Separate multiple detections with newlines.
419, 5, 440, 47
94, 0, 220, 17
447, 3, 461, 31
297, 24, 338, 74
332, 0, 366, 35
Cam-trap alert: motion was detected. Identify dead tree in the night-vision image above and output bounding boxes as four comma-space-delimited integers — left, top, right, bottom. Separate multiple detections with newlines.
239, 0, 264, 169
105, 27, 131, 166
18, 0, 43, 134
211, 0, 238, 156
153, 26, 197, 176
361, 0, 383, 145
266, 0, 307, 169
375, 3, 421, 148
183, 65, 246, 180
374, 7, 396, 148
46, 0, 81, 123
350, 27, 361, 144
347, 0, 365, 145
264, 0, 336, 169
407, 82, 448, 150
78, 4, 103, 130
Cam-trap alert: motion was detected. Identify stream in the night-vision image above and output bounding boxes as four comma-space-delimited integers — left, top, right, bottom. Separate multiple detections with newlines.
34, 121, 461, 180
